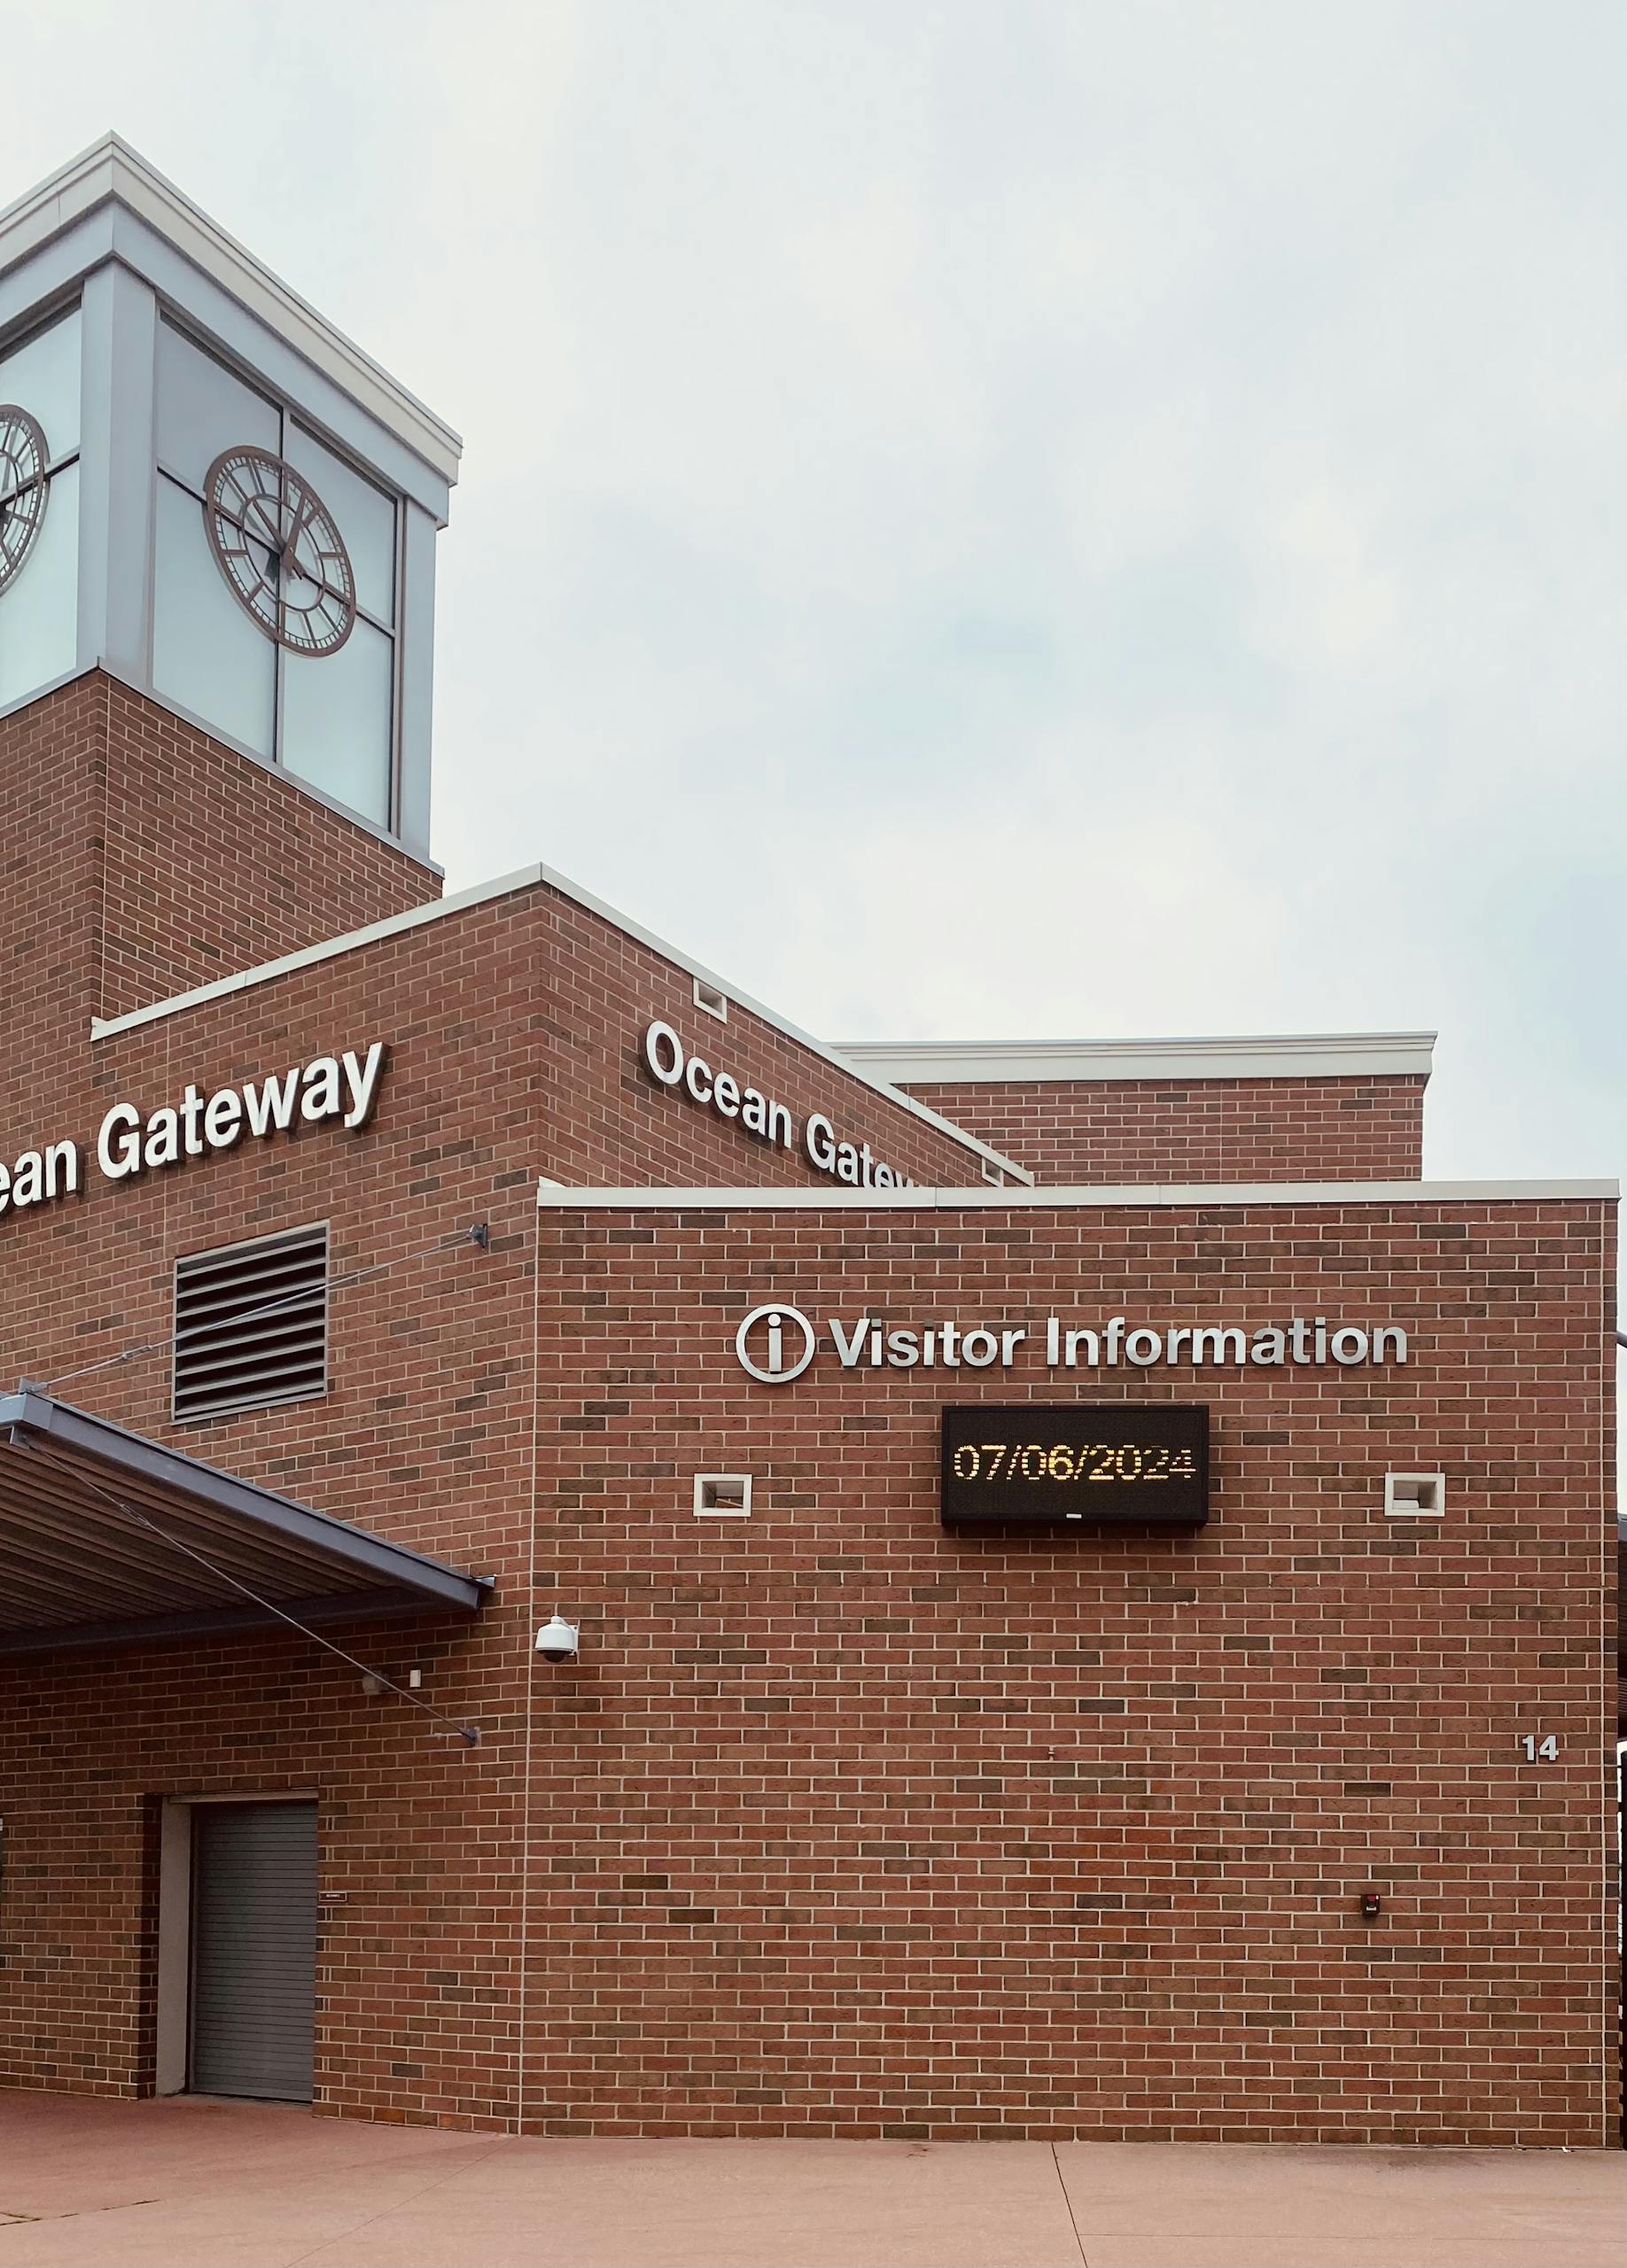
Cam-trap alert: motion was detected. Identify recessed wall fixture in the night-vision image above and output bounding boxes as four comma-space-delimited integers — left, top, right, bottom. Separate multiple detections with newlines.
1384, 1472, 1445, 1518
694, 1473, 751, 1518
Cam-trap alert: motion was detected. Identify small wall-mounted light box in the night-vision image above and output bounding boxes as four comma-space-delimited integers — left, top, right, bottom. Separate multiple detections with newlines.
693, 977, 728, 1022
1384, 1472, 1445, 1518
980, 1157, 1006, 1186
695, 1473, 751, 1518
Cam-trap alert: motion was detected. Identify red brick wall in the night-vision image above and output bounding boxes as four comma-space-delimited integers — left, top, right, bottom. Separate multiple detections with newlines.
899, 1076, 1428, 1184
0, 1188, 1597, 2140
528, 1195, 1616, 2146
96, 675, 441, 1019
0, 675, 105, 1113
0, 1187, 1609, 2140
0, 674, 441, 1040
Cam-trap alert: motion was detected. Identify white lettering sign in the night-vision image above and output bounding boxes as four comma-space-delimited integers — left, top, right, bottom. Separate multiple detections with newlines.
644, 1020, 912, 1189
735, 1303, 1408, 1384
0, 1043, 387, 1223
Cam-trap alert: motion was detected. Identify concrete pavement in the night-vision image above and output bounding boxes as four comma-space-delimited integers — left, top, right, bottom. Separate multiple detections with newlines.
0, 2093, 1618, 2268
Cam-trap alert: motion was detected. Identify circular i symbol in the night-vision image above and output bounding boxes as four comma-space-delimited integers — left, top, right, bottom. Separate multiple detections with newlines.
735, 1302, 816, 1385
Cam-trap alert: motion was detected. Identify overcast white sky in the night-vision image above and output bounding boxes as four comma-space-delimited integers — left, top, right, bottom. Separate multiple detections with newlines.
12, 2, 1623, 1181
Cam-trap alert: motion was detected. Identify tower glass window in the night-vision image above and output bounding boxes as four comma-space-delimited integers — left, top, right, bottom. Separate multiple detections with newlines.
0, 304, 82, 712
150, 320, 400, 829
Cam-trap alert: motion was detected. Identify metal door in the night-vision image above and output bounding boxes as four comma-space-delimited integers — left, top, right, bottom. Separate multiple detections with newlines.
189, 1801, 316, 2101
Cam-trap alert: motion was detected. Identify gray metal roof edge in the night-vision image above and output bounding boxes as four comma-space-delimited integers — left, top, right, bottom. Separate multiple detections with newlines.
0, 1586, 455, 1658
535, 1176, 1621, 1210
0, 1392, 487, 1615
836, 1030, 1438, 1085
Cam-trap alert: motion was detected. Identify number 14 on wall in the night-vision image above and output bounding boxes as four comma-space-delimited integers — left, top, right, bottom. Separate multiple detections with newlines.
1520, 1735, 1560, 1761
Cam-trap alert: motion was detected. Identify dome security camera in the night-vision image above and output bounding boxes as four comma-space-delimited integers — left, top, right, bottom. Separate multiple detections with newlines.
534, 1614, 580, 1663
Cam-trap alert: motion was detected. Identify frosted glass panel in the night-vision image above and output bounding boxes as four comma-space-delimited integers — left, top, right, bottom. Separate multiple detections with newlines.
0, 460, 78, 709
0, 307, 82, 463
281, 615, 392, 823
152, 472, 274, 755
156, 322, 276, 493
285, 426, 394, 625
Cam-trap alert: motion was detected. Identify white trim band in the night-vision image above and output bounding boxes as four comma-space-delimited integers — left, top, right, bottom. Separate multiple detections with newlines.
89, 863, 1031, 1185
537, 1177, 1615, 1211
835, 1031, 1436, 1084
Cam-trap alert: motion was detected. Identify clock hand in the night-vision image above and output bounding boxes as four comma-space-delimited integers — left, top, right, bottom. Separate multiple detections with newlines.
278, 554, 353, 604
214, 497, 282, 557
276, 540, 354, 609
213, 499, 332, 597
283, 489, 322, 551
214, 490, 352, 620
272, 491, 349, 591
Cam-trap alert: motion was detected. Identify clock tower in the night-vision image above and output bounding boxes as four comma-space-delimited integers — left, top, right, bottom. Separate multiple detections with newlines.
0, 135, 458, 864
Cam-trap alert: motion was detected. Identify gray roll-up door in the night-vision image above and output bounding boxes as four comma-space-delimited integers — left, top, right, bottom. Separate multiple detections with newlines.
190, 1801, 316, 2101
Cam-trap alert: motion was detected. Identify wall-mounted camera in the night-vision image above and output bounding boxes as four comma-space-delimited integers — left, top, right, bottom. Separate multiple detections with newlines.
534, 1614, 580, 1662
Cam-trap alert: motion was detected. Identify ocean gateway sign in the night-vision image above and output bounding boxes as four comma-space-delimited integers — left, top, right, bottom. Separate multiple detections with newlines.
642, 1021, 915, 1188
0, 1044, 386, 1222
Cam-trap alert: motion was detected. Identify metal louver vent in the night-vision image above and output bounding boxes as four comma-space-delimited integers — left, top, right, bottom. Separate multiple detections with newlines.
173, 1223, 330, 1425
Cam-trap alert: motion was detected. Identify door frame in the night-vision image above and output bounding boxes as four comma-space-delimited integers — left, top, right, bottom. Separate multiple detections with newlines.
155, 1790, 318, 2096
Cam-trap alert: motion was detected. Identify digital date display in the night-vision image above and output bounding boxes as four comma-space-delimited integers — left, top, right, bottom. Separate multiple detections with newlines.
940, 1405, 1209, 1528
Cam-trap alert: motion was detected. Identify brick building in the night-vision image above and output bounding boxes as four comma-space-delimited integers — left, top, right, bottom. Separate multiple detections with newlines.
0, 140, 1617, 2148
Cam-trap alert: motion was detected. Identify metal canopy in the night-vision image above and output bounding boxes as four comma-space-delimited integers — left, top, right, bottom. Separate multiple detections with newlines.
0, 1392, 488, 1657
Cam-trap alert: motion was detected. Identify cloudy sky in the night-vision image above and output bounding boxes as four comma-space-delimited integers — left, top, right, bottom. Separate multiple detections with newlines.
13, 2, 1623, 1181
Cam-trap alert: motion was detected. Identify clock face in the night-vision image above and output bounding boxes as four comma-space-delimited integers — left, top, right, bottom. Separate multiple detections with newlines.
0, 404, 51, 596
203, 445, 356, 656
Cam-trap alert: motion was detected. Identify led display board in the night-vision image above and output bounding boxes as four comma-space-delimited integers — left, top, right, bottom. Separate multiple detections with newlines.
940, 1404, 1209, 1529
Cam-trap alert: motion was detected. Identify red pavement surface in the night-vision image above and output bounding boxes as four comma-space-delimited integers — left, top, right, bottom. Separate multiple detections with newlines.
0, 2093, 1618, 2268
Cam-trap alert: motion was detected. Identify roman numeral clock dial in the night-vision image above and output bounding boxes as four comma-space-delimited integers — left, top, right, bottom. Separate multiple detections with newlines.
0, 403, 50, 594
203, 444, 356, 655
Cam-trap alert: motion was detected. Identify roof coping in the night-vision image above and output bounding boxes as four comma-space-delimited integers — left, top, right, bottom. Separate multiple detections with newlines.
835, 1032, 1437, 1085
536, 1177, 1616, 1210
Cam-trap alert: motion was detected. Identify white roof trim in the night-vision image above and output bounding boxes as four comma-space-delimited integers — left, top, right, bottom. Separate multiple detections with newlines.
537, 1177, 1616, 1211
88, 861, 1032, 1186
0, 135, 460, 483
836, 1031, 1436, 1084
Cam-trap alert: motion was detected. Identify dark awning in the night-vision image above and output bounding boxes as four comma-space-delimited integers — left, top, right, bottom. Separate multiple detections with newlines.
0, 1392, 489, 1657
